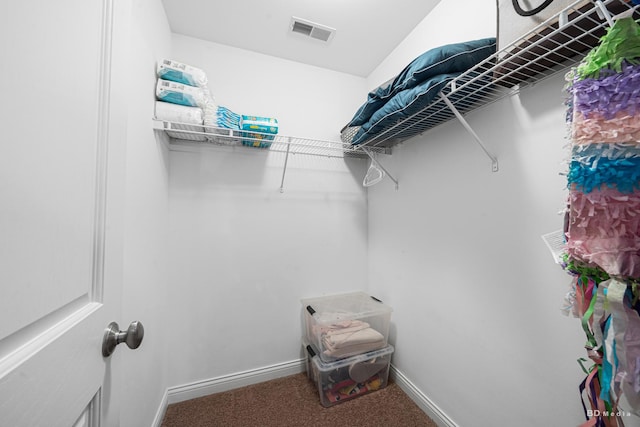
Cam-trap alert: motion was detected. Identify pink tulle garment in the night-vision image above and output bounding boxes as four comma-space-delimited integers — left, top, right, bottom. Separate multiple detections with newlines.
572, 110, 640, 145
567, 188, 640, 278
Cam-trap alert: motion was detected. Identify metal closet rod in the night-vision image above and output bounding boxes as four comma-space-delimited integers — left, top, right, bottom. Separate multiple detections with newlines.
278, 141, 399, 192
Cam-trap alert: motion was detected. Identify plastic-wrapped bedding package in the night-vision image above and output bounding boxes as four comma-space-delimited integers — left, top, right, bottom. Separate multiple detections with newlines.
156, 79, 208, 108
240, 115, 278, 134
154, 101, 206, 141
201, 105, 242, 145
157, 59, 208, 88
153, 58, 280, 149
239, 115, 278, 148
560, 16, 640, 425
216, 106, 241, 129
155, 101, 203, 124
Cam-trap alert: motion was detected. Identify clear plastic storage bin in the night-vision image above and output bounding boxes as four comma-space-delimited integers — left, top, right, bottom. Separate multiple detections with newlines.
301, 291, 393, 362
304, 341, 394, 407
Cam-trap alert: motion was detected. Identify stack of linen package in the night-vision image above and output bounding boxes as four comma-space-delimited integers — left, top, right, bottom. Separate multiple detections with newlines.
154, 59, 278, 147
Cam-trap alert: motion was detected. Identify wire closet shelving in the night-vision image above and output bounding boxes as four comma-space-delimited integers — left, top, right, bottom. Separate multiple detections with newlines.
154, 0, 639, 168
344, 0, 640, 172
151, 120, 388, 158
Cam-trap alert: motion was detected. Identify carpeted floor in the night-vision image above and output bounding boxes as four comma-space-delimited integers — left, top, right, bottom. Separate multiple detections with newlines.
161, 372, 438, 427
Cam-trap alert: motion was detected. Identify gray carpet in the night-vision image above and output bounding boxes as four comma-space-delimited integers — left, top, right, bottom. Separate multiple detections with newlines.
161, 372, 438, 427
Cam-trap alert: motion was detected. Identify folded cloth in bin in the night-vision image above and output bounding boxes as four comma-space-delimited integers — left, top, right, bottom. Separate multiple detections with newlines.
323, 321, 371, 337
320, 320, 385, 358
323, 325, 385, 350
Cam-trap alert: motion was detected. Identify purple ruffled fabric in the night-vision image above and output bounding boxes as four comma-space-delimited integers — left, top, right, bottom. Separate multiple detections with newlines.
571, 63, 640, 119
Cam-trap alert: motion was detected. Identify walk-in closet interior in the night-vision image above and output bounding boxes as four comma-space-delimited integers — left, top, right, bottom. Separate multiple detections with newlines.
3, 0, 640, 426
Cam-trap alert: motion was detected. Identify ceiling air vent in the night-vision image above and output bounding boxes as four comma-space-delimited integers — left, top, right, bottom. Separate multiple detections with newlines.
290, 17, 335, 42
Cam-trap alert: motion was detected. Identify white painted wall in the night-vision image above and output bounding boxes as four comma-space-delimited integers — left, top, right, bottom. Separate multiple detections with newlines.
166, 36, 370, 387
119, 0, 173, 426
112, 1, 602, 425
170, 34, 368, 140
367, 0, 497, 91
366, 1, 588, 426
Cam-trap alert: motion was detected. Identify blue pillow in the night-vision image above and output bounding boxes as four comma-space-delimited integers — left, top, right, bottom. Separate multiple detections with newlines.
346, 37, 496, 127
344, 93, 388, 129
351, 72, 460, 145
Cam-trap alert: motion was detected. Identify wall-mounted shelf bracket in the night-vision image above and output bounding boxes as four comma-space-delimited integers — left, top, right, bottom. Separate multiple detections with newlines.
438, 93, 499, 172
362, 147, 399, 190
594, 0, 615, 27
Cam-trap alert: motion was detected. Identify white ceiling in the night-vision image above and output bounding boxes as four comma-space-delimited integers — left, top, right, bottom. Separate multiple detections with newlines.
161, 0, 441, 77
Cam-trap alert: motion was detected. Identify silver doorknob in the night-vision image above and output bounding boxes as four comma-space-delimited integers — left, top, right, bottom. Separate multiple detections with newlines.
102, 321, 144, 357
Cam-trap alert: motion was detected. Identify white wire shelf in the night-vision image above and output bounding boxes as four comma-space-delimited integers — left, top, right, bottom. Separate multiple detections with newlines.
349, 0, 639, 151
154, 0, 638, 172
152, 119, 389, 159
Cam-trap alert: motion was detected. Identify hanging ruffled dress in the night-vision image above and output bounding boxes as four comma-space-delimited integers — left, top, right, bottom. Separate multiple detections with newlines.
563, 15, 640, 426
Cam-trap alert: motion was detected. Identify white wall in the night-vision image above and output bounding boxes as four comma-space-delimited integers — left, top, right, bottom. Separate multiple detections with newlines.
367, 1, 587, 426
170, 34, 368, 140
367, 0, 497, 91
166, 36, 370, 387
119, 0, 173, 426
126, 1, 602, 425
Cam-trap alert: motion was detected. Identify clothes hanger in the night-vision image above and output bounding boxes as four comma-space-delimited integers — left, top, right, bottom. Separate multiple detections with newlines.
361, 147, 398, 189
363, 158, 385, 187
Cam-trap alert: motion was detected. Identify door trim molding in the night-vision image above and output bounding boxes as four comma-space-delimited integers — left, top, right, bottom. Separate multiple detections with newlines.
91, 0, 115, 304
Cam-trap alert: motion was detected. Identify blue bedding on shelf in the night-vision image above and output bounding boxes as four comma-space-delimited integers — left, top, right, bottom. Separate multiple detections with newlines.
345, 37, 496, 146
350, 72, 460, 146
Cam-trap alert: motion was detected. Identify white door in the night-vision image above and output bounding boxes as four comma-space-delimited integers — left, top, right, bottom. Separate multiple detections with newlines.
0, 1, 129, 426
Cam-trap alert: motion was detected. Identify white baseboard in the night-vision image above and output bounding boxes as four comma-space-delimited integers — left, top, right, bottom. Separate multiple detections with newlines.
151, 359, 455, 427
390, 365, 459, 427
151, 388, 168, 427
167, 358, 305, 405
151, 358, 305, 427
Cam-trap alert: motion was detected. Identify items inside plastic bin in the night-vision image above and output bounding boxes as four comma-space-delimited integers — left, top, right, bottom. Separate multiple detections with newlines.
302, 292, 393, 362
305, 342, 393, 407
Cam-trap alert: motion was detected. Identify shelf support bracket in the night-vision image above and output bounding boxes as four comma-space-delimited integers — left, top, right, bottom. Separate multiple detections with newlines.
594, 0, 615, 27
279, 137, 292, 193
362, 147, 399, 190
439, 93, 499, 172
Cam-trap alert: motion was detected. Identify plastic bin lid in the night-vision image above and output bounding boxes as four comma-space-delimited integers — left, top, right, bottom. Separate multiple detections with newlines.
309, 343, 394, 370
301, 291, 392, 324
